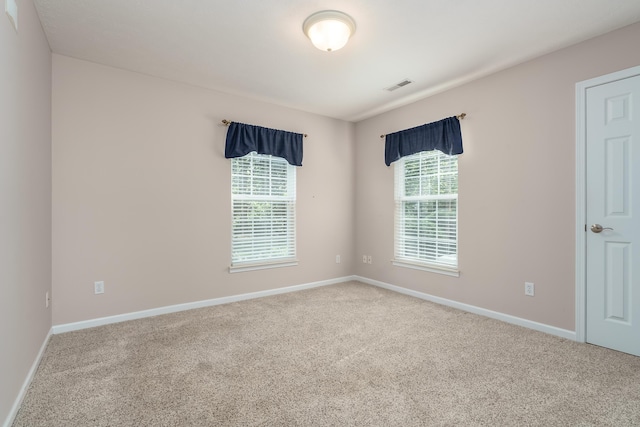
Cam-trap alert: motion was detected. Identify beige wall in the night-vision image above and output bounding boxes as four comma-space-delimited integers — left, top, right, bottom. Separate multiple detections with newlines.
354, 22, 640, 331
0, 0, 52, 423
52, 55, 355, 325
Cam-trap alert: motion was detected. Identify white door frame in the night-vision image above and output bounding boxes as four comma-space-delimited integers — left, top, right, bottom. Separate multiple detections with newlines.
575, 64, 640, 343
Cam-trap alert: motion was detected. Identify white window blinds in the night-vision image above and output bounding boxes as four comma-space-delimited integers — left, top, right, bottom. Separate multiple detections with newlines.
394, 150, 458, 270
231, 152, 296, 267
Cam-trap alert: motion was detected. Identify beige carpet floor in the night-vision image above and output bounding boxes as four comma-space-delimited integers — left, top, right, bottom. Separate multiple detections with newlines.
13, 281, 640, 426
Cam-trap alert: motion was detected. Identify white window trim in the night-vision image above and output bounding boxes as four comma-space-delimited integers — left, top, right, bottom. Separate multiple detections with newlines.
229, 259, 298, 274
391, 259, 460, 277
230, 152, 296, 272
393, 151, 459, 275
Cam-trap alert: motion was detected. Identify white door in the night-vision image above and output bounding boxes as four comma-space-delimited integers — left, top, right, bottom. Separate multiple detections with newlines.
585, 72, 640, 356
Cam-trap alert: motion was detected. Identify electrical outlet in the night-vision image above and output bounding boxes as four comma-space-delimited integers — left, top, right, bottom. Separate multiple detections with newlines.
45, 291, 50, 308
363, 255, 367, 263
525, 282, 534, 296
367, 255, 372, 264
94, 281, 105, 294
336, 255, 341, 264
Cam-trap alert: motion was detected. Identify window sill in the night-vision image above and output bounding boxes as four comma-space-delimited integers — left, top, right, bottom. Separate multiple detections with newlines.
229, 259, 298, 274
392, 259, 460, 277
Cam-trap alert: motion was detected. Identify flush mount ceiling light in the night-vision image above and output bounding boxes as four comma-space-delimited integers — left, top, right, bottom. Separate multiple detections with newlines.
303, 10, 356, 52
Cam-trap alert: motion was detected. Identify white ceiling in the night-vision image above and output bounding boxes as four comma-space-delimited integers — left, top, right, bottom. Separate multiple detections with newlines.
34, 0, 640, 122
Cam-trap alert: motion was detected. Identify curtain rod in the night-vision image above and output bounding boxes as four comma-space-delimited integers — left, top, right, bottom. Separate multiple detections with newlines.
379, 113, 466, 139
222, 119, 308, 138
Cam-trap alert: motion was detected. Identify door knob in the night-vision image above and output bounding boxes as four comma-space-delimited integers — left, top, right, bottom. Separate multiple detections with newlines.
591, 224, 613, 233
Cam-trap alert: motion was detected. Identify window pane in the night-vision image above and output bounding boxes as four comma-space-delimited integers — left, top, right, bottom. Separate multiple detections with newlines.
422, 155, 438, 177
271, 178, 288, 196
405, 177, 420, 197
404, 158, 420, 177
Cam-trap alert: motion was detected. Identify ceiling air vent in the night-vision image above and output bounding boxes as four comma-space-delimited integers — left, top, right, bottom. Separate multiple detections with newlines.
385, 79, 413, 91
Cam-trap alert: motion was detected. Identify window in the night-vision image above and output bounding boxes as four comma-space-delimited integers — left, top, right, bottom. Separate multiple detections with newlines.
230, 152, 296, 272
393, 150, 458, 276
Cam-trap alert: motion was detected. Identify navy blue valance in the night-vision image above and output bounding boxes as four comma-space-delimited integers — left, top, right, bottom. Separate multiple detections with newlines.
384, 116, 463, 166
225, 121, 303, 166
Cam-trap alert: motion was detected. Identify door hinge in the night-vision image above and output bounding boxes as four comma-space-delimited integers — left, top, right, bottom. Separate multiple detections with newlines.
585, 224, 587, 232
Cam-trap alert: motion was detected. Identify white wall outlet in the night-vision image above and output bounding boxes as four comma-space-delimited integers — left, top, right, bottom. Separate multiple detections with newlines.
367, 255, 372, 264
525, 282, 534, 296
336, 255, 341, 264
45, 291, 50, 308
5, 0, 18, 32
362, 255, 367, 263
94, 281, 105, 294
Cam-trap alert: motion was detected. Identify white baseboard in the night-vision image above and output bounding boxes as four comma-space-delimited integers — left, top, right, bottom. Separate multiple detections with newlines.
3, 328, 52, 427
52, 276, 356, 334
354, 275, 576, 341
52, 273, 575, 340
